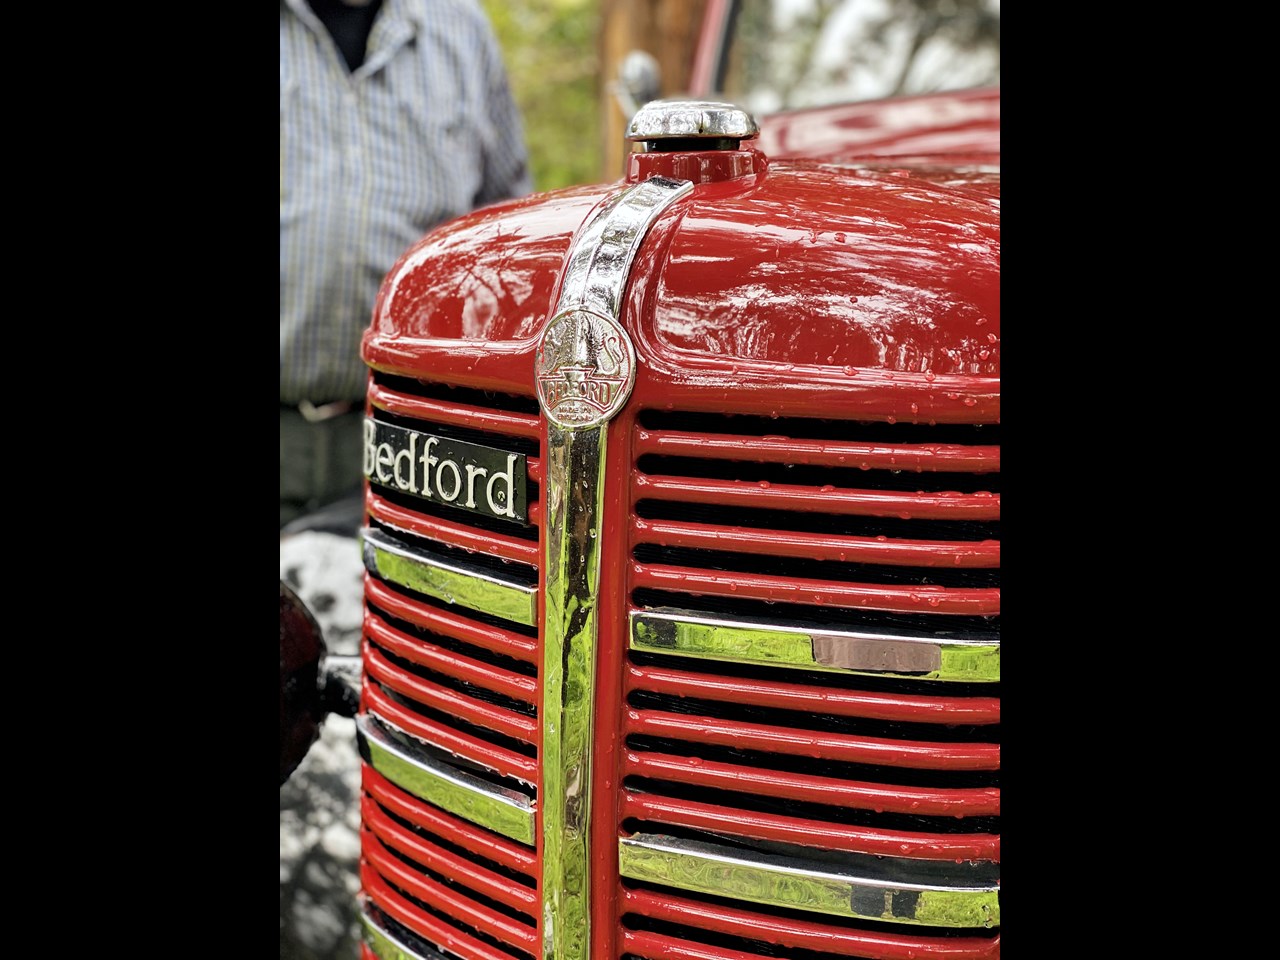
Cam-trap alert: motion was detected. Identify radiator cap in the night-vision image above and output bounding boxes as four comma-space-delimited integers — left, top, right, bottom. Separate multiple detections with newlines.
627, 99, 759, 152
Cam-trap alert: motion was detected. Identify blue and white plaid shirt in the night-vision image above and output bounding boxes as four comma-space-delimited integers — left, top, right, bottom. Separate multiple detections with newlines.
281, 0, 532, 405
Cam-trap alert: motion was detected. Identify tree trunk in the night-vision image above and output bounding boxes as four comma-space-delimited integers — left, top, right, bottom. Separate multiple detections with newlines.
599, 0, 709, 180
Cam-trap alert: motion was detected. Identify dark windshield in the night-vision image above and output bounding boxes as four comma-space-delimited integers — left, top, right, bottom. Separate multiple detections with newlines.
719, 0, 1000, 114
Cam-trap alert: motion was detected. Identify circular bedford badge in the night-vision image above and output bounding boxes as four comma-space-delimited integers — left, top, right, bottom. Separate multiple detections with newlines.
536, 307, 637, 429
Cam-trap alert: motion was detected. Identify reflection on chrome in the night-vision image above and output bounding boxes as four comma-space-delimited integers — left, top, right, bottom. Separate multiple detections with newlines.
357, 712, 535, 845
618, 833, 1000, 928
361, 900, 449, 960
539, 175, 694, 960
632, 608, 1000, 682
361, 525, 537, 626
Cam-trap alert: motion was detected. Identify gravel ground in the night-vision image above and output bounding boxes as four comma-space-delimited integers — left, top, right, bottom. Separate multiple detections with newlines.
280, 530, 366, 960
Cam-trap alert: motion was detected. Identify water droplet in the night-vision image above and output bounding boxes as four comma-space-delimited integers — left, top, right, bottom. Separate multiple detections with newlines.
886, 416, 897, 425
589, 529, 597, 538
820, 484, 834, 492
986, 333, 997, 343
924, 370, 936, 381
909, 403, 919, 415
978, 348, 990, 360
963, 397, 977, 406
843, 365, 857, 376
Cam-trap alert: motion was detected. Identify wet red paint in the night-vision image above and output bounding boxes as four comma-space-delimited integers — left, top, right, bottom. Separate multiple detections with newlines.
357, 5, 1000, 956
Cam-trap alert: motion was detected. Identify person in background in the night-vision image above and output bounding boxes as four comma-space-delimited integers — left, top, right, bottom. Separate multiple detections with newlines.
280, 0, 532, 528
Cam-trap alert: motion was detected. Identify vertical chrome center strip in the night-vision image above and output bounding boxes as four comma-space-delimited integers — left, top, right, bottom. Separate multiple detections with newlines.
538, 176, 693, 960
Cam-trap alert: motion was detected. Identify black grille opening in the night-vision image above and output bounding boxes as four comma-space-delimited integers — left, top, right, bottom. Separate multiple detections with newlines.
376, 483, 540, 541
632, 590, 1000, 649
369, 638, 537, 717
636, 498, 998, 542
370, 519, 540, 588
373, 407, 541, 459
367, 598, 537, 675
627, 691, 997, 743
632, 544, 1000, 589
637, 454, 999, 494
620, 878, 1000, 942
373, 371, 541, 416
625, 737, 998, 791
371, 679, 537, 759
637, 410, 1000, 445
370, 794, 537, 889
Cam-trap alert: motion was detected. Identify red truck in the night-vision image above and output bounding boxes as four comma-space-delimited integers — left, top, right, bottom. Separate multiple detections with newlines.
282, 2, 1000, 958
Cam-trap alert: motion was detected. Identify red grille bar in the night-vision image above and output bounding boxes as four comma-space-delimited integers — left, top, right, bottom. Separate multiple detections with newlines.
361, 860, 535, 960
364, 683, 537, 783
364, 639, 538, 744
366, 613, 537, 704
631, 564, 1001, 614
369, 380, 542, 440
362, 796, 538, 915
626, 750, 999, 818
635, 426, 1000, 473
368, 489, 541, 563
625, 709, 998, 770
363, 768, 537, 874
627, 662, 999, 723
632, 516, 998, 566
366, 578, 537, 662
621, 790, 999, 859
634, 473, 1000, 520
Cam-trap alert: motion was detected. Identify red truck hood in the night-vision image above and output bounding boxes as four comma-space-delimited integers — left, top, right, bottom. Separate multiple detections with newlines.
366, 125, 998, 386
756, 86, 999, 168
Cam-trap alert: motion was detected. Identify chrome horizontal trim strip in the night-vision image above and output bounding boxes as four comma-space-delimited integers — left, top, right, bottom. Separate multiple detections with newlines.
361, 901, 449, 960
357, 712, 535, 846
618, 833, 999, 929
362, 525, 537, 627
632, 609, 999, 682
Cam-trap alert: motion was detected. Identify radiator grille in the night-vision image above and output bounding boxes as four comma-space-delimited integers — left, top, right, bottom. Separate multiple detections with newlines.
621, 409, 1000, 957
359, 373, 542, 960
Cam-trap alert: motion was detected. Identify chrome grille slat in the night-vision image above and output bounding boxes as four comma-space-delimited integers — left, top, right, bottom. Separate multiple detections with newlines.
618, 832, 999, 928
358, 713, 535, 845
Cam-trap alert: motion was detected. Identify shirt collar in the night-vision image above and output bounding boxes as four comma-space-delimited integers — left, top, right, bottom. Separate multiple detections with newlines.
282, 0, 419, 79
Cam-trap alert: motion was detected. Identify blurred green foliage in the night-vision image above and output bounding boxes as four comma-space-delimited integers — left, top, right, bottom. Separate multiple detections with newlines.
481, 0, 604, 193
